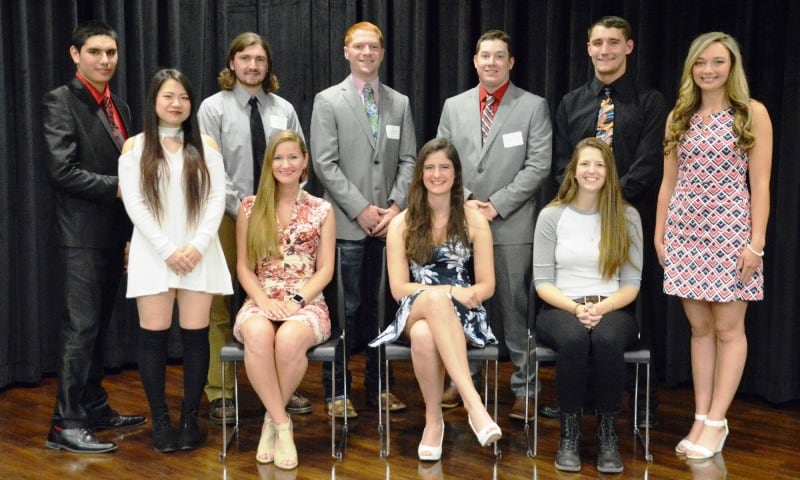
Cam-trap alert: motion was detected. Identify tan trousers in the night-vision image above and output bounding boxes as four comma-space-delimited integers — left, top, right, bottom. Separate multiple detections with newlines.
205, 214, 236, 401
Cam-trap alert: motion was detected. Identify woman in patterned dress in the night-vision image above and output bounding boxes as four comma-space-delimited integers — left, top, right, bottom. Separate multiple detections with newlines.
655, 32, 772, 460
370, 137, 500, 461
234, 130, 335, 469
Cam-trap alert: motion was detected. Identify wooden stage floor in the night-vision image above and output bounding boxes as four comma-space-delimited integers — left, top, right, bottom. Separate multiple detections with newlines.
1, 352, 798, 479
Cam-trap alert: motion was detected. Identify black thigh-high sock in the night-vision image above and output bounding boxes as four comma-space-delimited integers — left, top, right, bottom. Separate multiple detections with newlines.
138, 327, 170, 419
180, 326, 210, 415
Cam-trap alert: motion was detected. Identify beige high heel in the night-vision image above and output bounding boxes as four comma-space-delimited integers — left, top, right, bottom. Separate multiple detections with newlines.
675, 413, 707, 454
273, 418, 298, 470
256, 413, 274, 464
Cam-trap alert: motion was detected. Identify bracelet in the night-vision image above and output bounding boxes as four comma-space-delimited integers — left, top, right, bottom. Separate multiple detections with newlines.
746, 244, 765, 257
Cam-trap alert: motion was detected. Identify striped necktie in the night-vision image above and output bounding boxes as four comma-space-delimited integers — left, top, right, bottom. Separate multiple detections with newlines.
481, 94, 495, 145
596, 87, 614, 147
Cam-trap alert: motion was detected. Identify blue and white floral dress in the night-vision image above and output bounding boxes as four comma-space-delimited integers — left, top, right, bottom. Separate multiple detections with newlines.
369, 240, 497, 348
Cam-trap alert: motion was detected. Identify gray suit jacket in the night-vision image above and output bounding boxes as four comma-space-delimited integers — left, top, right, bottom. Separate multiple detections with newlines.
437, 82, 552, 245
310, 76, 417, 240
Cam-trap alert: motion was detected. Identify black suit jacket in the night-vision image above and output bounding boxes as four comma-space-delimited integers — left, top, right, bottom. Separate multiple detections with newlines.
42, 77, 132, 248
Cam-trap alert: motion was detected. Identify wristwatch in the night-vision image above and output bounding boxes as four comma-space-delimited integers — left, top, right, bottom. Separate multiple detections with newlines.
289, 294, 305, 308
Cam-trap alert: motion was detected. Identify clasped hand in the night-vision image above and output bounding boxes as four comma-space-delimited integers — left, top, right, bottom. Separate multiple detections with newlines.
357, 204, 400, 237
450, 285, 481, 310
255, 298, 301, 321
165, 245, 202, 276
575, 302, 603, 330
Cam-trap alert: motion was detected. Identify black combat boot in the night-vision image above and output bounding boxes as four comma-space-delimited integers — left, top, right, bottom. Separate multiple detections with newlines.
597, 411, 624, 473
555, 411, 582, 472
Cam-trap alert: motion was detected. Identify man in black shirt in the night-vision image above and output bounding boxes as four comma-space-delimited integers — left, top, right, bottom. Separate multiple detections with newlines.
545, 15, 667, 429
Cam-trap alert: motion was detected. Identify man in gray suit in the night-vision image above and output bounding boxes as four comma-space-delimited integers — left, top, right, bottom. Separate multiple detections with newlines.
437, 29, 551, 421
311, 21, 417, 418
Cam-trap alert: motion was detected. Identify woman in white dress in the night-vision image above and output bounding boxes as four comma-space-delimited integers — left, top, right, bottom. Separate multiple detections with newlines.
119, 68, 232, 453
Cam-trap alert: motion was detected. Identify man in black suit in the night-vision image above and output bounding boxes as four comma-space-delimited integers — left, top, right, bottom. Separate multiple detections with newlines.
42, 20, 145, 454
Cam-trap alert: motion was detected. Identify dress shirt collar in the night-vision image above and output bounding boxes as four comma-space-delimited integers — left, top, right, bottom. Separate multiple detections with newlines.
590, 71, 634, 101
75, 71, 110, 105
479, 80, 511, 105
233, 82, 268, 110
349, 74, 381, 105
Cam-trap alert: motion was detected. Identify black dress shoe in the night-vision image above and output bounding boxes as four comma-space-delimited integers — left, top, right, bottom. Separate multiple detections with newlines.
540, 404, 561, 419
90, 409, 147, 431
178, 410, 205, 451
636, 409, 659, 429
45, 426, 118, 453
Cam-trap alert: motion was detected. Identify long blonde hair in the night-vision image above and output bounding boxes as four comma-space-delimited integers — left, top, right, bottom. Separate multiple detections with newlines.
550, 138, 633, 279
664, 32, 754, 156
245, 130, 307, 266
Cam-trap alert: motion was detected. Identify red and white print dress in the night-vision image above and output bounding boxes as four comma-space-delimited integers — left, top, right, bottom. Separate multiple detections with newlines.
663, 108, 763, 302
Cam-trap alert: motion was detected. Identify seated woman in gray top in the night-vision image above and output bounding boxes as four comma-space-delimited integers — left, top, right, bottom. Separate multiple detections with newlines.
533, 137, 642, 474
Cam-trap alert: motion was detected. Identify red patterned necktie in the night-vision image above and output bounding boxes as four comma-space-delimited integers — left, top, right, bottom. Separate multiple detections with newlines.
102, 96, 125, 147
481, 94, 495, 145
595, 87, 614, 147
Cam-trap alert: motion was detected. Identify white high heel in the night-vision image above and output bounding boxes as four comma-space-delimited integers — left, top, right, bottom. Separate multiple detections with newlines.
675, 413, 707, 454
418, 421, 445, 461
468, 415, 502, 447
686, 418, 729, 460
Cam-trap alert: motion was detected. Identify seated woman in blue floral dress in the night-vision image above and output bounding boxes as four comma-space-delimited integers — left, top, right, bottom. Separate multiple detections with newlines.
370, 137, 500, 461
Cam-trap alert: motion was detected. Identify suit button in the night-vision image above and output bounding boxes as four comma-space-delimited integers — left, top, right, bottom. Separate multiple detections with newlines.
374, 161, 379, 164
477, 167, 484, 173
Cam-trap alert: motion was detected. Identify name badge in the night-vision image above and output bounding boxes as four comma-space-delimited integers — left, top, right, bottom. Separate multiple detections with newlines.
269, 115, 288, 130
502, 131, 524, 148
385, 125, 401, 140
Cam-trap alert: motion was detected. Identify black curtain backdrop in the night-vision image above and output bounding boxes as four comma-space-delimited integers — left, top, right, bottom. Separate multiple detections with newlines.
1, 0, 798, 403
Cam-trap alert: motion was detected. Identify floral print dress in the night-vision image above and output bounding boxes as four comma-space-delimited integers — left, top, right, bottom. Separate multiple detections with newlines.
234, 191, 332, 345
369, 240, 497, 347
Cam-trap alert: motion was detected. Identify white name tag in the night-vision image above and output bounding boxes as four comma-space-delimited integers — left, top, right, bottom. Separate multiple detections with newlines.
502, 131, 524, 148
269, 115, 288, 130
385, 125, 401, 140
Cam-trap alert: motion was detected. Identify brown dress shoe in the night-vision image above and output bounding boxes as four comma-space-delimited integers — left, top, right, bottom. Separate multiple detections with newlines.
209, 398, 236, 425
286, 391, 312, 414
440, 385, 461, 409
509, 396, 534, 421
326, 398, 358, 418
367, 392, 407, 411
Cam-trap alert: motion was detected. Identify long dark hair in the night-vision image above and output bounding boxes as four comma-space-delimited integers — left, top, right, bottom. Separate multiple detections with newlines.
405, 138, 469, 264
140, 68, 209, 227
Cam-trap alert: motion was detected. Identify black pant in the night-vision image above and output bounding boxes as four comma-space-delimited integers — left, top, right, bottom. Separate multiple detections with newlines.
536, 304, 637, 413
52, 247, 123, 428
322, 237, 392, 400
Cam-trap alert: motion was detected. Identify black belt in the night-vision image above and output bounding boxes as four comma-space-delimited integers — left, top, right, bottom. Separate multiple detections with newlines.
572, 295, 608, 304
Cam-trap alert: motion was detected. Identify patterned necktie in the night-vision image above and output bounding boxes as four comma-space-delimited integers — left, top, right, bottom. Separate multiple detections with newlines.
363, 84, 379, 140
481, 94, 495, 145
596, 87, 614, 147
249, 97, 267, 192
102, 96, 125, 147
